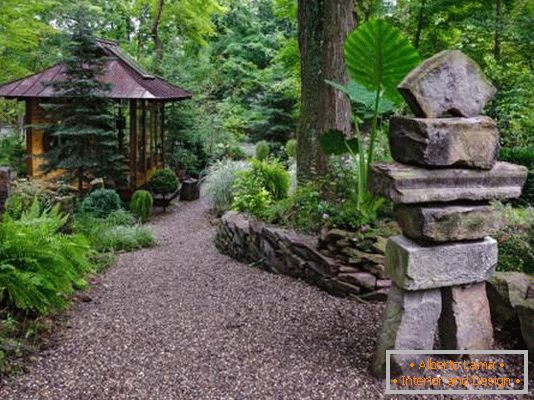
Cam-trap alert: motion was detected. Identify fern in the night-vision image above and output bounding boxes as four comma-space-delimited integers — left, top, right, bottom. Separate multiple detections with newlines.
0, 202, 93, 315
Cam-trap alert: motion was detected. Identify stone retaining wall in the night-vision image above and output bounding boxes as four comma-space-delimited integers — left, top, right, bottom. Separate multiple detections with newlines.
215, 211, 391, 301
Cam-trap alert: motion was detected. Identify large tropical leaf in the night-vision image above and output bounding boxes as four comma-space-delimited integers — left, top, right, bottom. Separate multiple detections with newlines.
344, 19, 421, 103
325, 79, 395, 115
319, 129, 359, 156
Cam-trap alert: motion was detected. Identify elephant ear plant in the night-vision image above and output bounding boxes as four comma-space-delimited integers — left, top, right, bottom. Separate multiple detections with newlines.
321, 19, 420, 221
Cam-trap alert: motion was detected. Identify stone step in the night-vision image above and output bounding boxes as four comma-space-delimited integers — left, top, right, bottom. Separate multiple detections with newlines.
395, 204, 502, 243
389, 116, 499, 169
370, 161, 527, 204
398, 50, 496, 118
385, 235, 497, 291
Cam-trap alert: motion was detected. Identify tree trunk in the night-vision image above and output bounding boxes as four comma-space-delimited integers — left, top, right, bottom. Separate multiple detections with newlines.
414, 0, 425, 49
151, 0, 165, 72
296, 0, 355, 182
494, 0, 502, 61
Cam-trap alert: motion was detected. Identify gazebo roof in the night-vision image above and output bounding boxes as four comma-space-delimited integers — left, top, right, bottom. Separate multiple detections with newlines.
0, 39, 192, 101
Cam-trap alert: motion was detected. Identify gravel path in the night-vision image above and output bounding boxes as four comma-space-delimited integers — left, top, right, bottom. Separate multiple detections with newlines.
0, 198, 530, 399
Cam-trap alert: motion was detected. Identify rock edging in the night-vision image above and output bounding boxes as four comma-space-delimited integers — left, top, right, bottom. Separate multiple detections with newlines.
215, 211, 390, 301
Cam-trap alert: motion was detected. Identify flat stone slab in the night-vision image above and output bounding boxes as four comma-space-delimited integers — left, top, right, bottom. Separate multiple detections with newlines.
395, 204, 502, 243
385, 235, 497, 290
398, 50, 496, 118
372, 284, 442, 377
439, 282, 494, 350
370, 161, 527, 204
389, 116, 499, 169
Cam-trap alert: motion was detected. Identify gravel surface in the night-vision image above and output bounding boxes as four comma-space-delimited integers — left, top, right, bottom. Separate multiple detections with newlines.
0, 197, 532, 399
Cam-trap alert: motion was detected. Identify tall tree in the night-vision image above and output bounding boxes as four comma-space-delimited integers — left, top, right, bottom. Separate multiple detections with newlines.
296, 0, 356, 181
41, 6, 124, 191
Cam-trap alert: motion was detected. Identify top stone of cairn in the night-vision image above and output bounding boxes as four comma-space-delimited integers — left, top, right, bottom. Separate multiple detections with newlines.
398, 50, 496, 118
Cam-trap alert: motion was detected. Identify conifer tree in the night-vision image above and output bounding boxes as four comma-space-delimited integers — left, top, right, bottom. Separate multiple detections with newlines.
41, 6, 124, 191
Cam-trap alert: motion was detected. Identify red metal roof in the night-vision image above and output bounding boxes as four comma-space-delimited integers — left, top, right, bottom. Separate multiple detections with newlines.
0, 39, 192, 101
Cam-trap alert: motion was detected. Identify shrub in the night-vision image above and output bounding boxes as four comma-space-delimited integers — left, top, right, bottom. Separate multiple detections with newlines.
255, 140, 270, 161
73, 211, 155, 253
4, 180, 55, 219
130, 190, 153, 222
148, 168, 178, 195
0, 135, 27, 176
285, 139, 297, 159
495, 205, 534, 275
80, 189, 122, 218
232, 173, 273, 218
98, 225, 155, 252
499, 147, 534, 206
231, 160, 289, 218
227, 145, 247, 161
0, 203, 92, 315
204, 160, 250, 214
171, 147, 200, 174
250, 159, 290, 200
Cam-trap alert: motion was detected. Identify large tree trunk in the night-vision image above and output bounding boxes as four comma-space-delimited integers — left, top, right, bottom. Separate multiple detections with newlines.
494, 0, 502, 61
296, 0, 355, 182
414, 0, 425, 49
151, 0, 165, 71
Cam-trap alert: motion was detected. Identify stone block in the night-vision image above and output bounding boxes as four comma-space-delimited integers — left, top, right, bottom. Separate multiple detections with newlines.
372, 284, 442, 377
385, 235, 497, 290
370, 161, 527, 204
439, 282, 494, 350
516, 300, 534, 358
389, 116, 499, 169
395, 204, 502, 243
337, 272, 377, 290
487, 272, 532, 326
398, 50, 496, 118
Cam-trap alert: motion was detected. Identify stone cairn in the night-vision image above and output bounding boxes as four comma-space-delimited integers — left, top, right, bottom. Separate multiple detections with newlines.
369, 50, 528, 377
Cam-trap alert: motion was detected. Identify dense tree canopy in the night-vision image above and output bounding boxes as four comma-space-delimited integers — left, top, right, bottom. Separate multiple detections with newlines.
0, 0, 532, 159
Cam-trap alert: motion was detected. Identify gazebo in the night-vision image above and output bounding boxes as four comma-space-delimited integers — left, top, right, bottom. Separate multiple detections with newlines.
0, 39, 192, 191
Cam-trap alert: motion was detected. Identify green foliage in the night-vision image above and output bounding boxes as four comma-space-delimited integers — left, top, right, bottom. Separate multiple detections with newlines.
0, 135, 26, 176
325, 19, 418, 221
231, 159, 289, 218
80, 189, 122, 218
204, 160, 250, 214
40, 5, 124, 190
148, 168, 178, 195
98, 225, 155, 252
130, 190, 153, 222
285, 139, 296, 159
344, 19, 421, 103
73, 210, 155, 253
171, 148, 201, 174
4, 181, 55, 220
319, 129, 359, 156
0, 203, 92, 315
232, 173, 273, 218
266, 157, 389, 232
499, 147, 534, 206
495, 206, 534, 274
255, 140, 270, 161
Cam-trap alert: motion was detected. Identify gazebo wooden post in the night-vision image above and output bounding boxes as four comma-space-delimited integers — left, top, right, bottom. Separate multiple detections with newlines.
24, 99, 33, 176
141, 100, 147, 172
160, 102, 165, 167
129, 99, 137, 190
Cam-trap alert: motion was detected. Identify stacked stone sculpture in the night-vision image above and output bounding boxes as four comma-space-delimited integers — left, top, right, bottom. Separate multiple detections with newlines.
370, 50, 528, 377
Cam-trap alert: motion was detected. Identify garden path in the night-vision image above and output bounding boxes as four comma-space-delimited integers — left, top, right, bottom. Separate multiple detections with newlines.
0, 197, 388, 399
